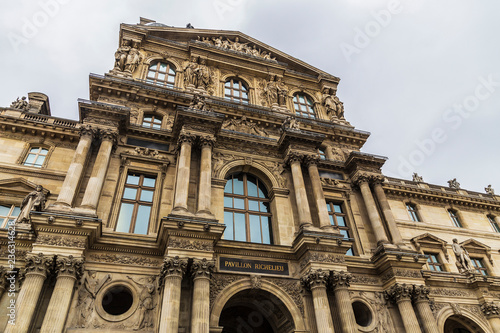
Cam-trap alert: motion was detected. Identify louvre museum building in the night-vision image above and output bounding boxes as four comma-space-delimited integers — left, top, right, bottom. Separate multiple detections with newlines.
1, 18, 500, 333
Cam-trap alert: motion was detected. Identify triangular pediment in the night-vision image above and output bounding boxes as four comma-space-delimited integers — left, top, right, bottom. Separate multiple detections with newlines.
411, 233, 448, 250
122, 20, 339, 84
0, 178, 50, 198
461, 239, 490, 252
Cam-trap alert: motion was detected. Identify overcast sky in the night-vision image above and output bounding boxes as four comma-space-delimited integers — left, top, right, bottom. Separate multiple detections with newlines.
1, 0, 499, 193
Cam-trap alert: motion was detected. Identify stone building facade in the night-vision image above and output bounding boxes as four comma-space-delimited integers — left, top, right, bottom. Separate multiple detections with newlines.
0, 18, 499, 333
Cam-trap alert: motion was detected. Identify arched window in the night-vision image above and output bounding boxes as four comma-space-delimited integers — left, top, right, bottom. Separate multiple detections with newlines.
224, 172, 272, 244
224, 78, 249, 104
146, 61, 176, 87
24, 146, 49, 168
142, 114, 162, 130
293, 93, 315, 118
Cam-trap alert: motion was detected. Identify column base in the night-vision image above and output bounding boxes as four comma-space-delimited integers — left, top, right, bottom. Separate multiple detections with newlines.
195, 210, 215, 219
70, 206, 98, 217
171, 207, 194, 216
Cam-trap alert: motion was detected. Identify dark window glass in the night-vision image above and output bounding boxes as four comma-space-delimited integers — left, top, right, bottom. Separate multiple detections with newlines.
318, 148, 326, 160
0, 205, 20, 228
448, 209, 463, 228
293, 93, 315, 118
488, 215, 500, 233
224, 173, 272, 244
426, 253, 444, 271
224, 78, 249, 104
116, 173, 156, 235
142, 114, 162, 130
146, 61, 176, 87
471, 258, 488, 276
406, 203, 421, 222
327, 202, 353, 255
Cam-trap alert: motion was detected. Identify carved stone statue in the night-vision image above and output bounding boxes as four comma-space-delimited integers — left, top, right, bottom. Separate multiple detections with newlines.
412, 173, 424, 183
190, 94, 210, 111
448, 178, 460, 189
197, 36, 275, 61
184, 56, 199, 87
10, 96, 30, 110
485, 184, 495, 195
183, 57, 213, 90
114, 39, 131, 72
281, 116, 300, 131
124, 41, 142, 73
16, 185, 47, 224
452, 238, 474, 274
261, 75, 279, 106
127, 275, 157, 330
221, 116, 269, 137
75, 271, 111, 328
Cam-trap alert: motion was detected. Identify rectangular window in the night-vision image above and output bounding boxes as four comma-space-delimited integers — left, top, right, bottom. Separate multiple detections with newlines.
327, 202, 353, 256
425, 253, 444, 271
0, 205, 20, 228
406, 203, 420, 222
471, 258, 488, 276
488, 215, 500, 233
448, 209, 463, 228
115, 173, 156, 235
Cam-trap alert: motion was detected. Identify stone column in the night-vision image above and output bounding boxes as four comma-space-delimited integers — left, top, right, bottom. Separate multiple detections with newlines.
331, 271, 357, 333
191, 258, 215, 333
385, 284, 421, 333
159, 256, 188, 333
173, 133, 195, 213
55, 125, 95, 206
356, 176, 389, 245
372, 181, 404, 246
40, 256, 84, 333
481, 301, 500, 332
306, 156, 333, 231
302, 269, 335, 333
5, 253, 52, 333
0, 266, 7, 300
81, 129, 117, 209
288, 153, 313, 229
412, 285, 439, 333
197, 136, 215, 217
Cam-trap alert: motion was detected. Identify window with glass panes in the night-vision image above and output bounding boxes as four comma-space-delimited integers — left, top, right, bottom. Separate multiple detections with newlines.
146, 61, 176, 87
293, 93, 315, 118
327, 202, 353, 255
224, 173, 272, 244
425, 253, 444, 271
448, 209, 463, 227
116, 173, 156, 235
24, 147, 49, 168
142, 114, 162, 130
406, 203, 421, 222
317, 148, 326, 160
488, 215, 500, 233
224, 79, 249, 104
471, 258, 488, 276
0, 205, 20, 228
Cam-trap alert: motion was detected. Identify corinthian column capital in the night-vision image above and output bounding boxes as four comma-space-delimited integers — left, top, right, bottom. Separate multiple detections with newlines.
285, 151, 304, 166
331, 270, 352, 290
55, 255, 84, 280
160, 256, 188, 282
199, 135, 216, 148
481, 301, 500, 318
301, 269, 329, 291
412, 285, 430, 303
79, 124, 98, 139
385, 283, 414, 303
191, 258, 215, 279
24, 253, 53, 277
304, 154, 320, 167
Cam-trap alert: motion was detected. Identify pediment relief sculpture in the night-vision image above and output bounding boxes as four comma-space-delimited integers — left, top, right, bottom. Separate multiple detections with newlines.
197, 36, 276, 61
221, 116, 269, 137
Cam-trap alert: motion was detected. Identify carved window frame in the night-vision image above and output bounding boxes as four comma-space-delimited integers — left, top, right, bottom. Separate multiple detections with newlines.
411, 233, 449, 272
141, 112, 163, 130
325, 195, 360, 256
0, 204, 20, 228
17, 142, 54, 169
224, 77, 250, 104
460, 239, 494, 275
424, 252, 446, 272
292, 92, 316, 118
108, 155, 167, 236
145, 60, 176, 88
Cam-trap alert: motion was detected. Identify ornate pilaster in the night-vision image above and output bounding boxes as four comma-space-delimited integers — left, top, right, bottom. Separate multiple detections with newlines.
81, 128, 118, 210
331, 271, 357, 333
173, 132, 196, 214
159, 256, 188, 333
385, 283, 421, 333
352, 173, 389, 246
5, 253, 53, 333
40, 256, 84, 333
302, 269, 335, 333
286, 152, 313, 229
412, 285, 439, 333
481, 301, 500, 332
305, 155, 334, 231
197, 135, 216, 218
54, 125, 97, 207
191, 258, 215, 333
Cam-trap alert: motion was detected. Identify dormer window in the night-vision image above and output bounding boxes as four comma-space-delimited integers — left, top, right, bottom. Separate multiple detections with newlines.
146, 61, 176, 88
293, 93, 315, 118
224, 78, 249, 104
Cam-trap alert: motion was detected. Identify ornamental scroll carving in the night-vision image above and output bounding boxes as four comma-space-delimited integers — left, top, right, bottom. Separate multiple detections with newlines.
167, 238, 213, 252
36, 235, 86, 248
212, 152, 240, 178
88, 254, 161, 267
209, 274, 244, 309
197, 36, 276, 61
430, 288, 473, 298
222, 116, 269, 137
73, 271, 111, 328
265, 278, 304, 316
299, 252, 344, 269
351, 274, 379, 285
381, 268, 421, 282
262, 161, 286, 188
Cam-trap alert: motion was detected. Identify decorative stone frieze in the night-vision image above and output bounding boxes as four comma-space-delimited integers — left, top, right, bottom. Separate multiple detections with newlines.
191, 258, 215, 279
88, 253, 160, 266
167, 238, 214, 251
299, 252, 344, 269
36, 234, 86, 248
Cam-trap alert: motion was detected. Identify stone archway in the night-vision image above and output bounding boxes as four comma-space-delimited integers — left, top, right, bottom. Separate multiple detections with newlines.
443, 315, 486, 333
218, 288, 295, 333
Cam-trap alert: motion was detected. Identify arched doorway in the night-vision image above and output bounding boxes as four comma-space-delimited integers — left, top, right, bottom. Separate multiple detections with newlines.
219, 289, 295, 333
444, 315, 485, 333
